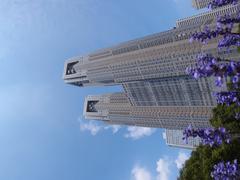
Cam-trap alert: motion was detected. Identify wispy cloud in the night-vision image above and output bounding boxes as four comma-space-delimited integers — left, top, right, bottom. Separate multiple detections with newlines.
131, 166, 152, 180
79, 119, 121, 136
156, 158, 170, 180
79, 119, 156, 140
124, 127, 156, 140
175, 152, 189, 169
162, 132, 167, 140
80, 120, 102, 136
130, 151, 190, 180
130, 157, 171, 180
104, 125, 121, 134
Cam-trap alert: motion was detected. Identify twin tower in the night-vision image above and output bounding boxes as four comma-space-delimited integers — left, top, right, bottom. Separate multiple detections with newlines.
63, 1, 240, 148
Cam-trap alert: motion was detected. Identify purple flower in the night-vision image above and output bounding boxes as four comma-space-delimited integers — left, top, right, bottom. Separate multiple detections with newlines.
232, 75, 240, 84
183, 125, 231, 147
214, 91, 240, 106
186, 54, 240, 88
215, 76, 224, 87
211, 159, 240, 180
218, 34, 240, 49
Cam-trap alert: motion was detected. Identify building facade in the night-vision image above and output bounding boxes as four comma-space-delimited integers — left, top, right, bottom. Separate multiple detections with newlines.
84, 93, 213, 130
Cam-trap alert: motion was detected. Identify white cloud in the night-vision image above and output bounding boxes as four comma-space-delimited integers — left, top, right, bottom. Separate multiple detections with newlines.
156, 158, 170, 180
111, 125, 121, 133
80, 120, 102, 136
131, 166, 152, 180
125, 127, 156, 140
79, 121, 156, 140
162, 132, 166, 140
130, 152, 190, 180
175, 152, 189, 169
104, 125, 121, 134
79, 119, 121, 136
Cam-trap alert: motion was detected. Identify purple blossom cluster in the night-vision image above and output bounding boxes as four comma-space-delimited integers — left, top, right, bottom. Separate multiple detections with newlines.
186, 54, 240, 87
183, 125, 231, 147
214, 91, 240, 105
217, 13, 240, 26
190, 11, 240, 49
190, 25, 240, 48
211, 159, 239, 180
190, 26, 232, 44
208, 0, 238, 9
218, 33, 240, 48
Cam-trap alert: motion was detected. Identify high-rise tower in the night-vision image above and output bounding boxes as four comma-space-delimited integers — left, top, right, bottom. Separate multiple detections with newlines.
64, 2, 240, 132
84, 93, 213, 130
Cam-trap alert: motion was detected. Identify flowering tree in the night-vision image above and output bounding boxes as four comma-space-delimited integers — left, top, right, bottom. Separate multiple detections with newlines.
180, 1, 240, 179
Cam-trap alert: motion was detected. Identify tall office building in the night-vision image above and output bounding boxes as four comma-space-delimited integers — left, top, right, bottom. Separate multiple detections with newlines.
164, 129, 200, 149
63, 3, 239, 88
84, 93, 213, 130
64, 2, 240, 134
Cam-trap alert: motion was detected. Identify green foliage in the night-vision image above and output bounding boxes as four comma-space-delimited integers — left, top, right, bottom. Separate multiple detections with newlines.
179, 90, 240, 179
210, 104, 240, 133
179, 139, 240, 180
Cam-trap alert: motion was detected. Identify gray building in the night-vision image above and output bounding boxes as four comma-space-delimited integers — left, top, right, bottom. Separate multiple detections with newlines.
63, 3, 240, 88
64, 1, 240, 148
84, 93, 213, 130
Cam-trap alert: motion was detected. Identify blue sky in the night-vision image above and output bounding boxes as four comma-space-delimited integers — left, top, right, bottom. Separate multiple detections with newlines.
0, 0, 205, 179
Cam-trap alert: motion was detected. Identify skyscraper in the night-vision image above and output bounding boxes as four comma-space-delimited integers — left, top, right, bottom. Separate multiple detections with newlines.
64, 2, 240, 147
63, 3, 239, 89
84, 93, 213, 130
